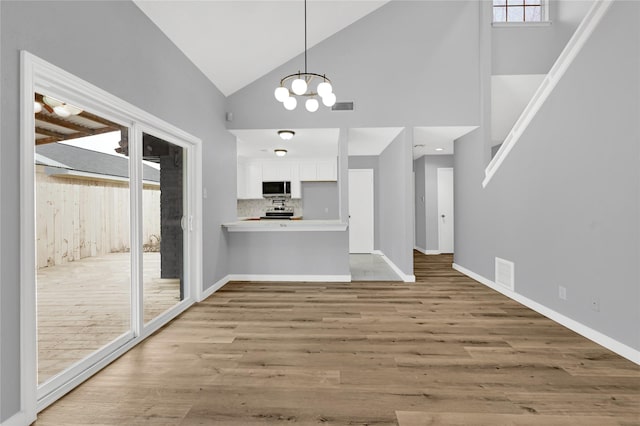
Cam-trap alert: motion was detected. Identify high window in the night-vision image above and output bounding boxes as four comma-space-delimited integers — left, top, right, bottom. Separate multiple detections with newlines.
493, 0, 546, 23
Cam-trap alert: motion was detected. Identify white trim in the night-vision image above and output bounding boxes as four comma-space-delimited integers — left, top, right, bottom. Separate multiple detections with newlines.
199, 275, 233, 302
229, 274, 351, 282
20, 50, 38, 426
414, 247, 442, 255
483, 0, 614, 188
452, 263, 640, 365
20, 51, 204, 419
492, 21, 552, 28
0, 411, 31, 426
374, 251, 416, 283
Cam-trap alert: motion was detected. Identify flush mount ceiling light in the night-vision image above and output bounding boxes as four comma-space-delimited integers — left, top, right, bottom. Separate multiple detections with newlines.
274, 0, 337, 112
435, 148, 444, 152
41, 95, 83, 118
278, 130, 295, 140
274, 149, 288, 157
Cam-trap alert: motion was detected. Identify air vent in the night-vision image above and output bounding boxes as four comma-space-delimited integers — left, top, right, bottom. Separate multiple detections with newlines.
495, 257, 515, 291
332, 102, 354, 111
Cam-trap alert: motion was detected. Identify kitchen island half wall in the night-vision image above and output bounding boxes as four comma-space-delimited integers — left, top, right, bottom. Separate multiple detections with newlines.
223, 220, 350, 281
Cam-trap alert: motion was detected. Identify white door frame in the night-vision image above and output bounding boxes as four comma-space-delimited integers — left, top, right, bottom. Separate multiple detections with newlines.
437, 167, 454, 253
19, 51, 203, 421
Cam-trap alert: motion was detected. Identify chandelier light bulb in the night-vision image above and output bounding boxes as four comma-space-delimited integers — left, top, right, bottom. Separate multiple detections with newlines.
317, 81, 332, 97
322, 92, 337, 107
291, 78, 307, 96
274, 86, 289, 102
283, 96, 297, 111
305, 98, 319, 112
34, 101, 42, 114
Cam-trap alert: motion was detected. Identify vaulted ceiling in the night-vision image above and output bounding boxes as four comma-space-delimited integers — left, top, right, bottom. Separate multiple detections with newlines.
134, 1, 390, 96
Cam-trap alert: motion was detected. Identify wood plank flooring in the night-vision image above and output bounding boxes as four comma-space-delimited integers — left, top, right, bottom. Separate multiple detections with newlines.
37, 252, 180, 383
34, 252, 640, 425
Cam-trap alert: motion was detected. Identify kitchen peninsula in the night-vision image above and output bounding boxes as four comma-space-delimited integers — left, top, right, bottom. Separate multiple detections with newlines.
223, 218, 347, 232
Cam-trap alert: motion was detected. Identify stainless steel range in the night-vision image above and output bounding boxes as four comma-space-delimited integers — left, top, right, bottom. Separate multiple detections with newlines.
261, 206, 294, 219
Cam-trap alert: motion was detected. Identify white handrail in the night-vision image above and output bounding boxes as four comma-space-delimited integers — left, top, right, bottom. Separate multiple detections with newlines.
483, 0, 615, 188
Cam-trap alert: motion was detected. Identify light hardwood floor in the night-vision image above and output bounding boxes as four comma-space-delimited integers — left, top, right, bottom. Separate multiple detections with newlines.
35, 253, 640, 425
37, 252, 180, 383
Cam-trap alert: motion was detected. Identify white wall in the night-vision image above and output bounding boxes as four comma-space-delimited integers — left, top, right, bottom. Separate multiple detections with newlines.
378, 130, 414, 276
0, 0, 236, 419
226, 1, 480, 130
455, 1, 640, 353
492, 0, 593, 75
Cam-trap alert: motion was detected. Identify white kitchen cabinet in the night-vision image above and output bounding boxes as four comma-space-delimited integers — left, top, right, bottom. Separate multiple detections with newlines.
246, 163, 263, 199
291, 165, 301, 199
316, 159, 337, 181
237, 161, 247, 198
298, 158, 338, 182
298, 162, 317, 181
262, 162, 291, 181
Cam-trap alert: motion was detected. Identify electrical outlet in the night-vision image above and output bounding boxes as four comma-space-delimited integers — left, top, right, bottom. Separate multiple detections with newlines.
591, 298, 600, 312
559, 286, 567, 300
203, 187, 208, 199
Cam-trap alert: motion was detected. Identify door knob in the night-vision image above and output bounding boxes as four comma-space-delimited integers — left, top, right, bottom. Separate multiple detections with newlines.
441, 214, 445, 218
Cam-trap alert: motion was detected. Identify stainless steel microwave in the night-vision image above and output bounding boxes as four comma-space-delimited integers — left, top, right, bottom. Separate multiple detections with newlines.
262, 181, 291, 197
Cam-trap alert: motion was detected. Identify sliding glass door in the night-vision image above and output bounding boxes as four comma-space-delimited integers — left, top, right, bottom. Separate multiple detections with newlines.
141, 131, 187, 325
29, 80, 198, 407
34, 94, 134, 393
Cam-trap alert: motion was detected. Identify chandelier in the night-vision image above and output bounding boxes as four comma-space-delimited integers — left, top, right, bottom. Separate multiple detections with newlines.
274, 0, 336, 112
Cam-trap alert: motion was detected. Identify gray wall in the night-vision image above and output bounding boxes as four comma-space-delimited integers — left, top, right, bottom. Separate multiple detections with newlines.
378, 130, 414, 276
456, 1, 640, 351
413, 157, 426, 250
492, 0, 592, 75
424, 155, 455, 251
301, 182, 339, 220
348, 156, 380, 250
226, 1, 480, 130
227, 231, 350, 276
0, 1, 236, 420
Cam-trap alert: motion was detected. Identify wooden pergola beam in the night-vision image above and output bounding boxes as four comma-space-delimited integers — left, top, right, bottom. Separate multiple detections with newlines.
35, 113, 94, 134
35, 126, 120, 145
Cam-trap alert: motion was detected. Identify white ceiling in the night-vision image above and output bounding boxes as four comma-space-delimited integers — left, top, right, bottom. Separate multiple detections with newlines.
232, 128, 339, 159
348, 127, 404, 156
492, 74, 545, 144
134, 0, 390, 96
413, 126, 478, 158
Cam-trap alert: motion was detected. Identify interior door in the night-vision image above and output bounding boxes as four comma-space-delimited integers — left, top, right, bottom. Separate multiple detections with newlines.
437, 168, 454, 253
348, 169, 374, 253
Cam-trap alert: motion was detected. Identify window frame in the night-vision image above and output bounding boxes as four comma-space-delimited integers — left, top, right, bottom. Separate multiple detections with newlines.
491, 0, 550, 26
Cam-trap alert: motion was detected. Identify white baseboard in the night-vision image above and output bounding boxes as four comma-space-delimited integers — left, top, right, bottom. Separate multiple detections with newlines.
1, 410, 34, 426
452, 263, 640, 365
375, 251, 415, 283
229, 274, 351, 282
199, 274, 232, 301
414, 246, 441, 255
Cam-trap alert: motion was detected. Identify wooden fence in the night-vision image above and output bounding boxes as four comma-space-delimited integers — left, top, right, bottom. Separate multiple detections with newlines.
36, 165, 161, 269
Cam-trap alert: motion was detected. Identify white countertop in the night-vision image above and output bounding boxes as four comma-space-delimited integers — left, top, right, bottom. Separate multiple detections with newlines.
223, 219, 348, 232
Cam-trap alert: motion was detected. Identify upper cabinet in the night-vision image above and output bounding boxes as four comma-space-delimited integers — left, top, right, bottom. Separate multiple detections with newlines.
299, 159, 337, 181
237, 158, 337, 199
262, 162, 292, 181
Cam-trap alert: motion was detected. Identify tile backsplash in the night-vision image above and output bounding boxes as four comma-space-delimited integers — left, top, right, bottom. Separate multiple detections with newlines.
237, 198, 302, 219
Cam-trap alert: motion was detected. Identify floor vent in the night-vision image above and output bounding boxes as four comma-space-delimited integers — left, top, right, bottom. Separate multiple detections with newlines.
332, 101, 354, 111
495, 257, 515, 291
